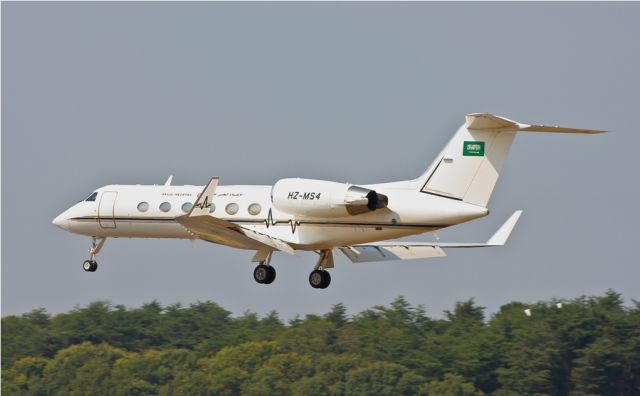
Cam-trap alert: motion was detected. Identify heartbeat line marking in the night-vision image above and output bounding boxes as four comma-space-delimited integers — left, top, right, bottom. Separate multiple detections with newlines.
263, 209, 302, 234
194, 196, 212, 210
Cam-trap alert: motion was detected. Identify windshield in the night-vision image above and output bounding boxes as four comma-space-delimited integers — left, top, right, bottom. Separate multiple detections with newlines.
84, 192, 98, 202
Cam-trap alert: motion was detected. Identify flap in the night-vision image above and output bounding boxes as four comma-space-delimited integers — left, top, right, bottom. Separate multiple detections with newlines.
339, 210, 522, 263
339, 245, 446, 263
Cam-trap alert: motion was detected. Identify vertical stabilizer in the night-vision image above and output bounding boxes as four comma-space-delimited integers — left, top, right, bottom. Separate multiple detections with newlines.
421, 124, 515, 207
418, 114, 605, 207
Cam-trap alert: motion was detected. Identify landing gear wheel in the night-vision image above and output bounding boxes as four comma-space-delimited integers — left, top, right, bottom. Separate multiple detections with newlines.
263, 266, 276, 284
254, 264, 270, 284
320, 270, 331, 289
309, 270, 331, 289
83, 260, 97, 272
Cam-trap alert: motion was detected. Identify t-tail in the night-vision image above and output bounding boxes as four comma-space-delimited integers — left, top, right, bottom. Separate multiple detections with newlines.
416, 113, 606, 207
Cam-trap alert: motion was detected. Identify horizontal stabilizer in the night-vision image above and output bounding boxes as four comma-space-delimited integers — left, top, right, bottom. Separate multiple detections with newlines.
339, 210, 522, 263
466, 113, 606, 134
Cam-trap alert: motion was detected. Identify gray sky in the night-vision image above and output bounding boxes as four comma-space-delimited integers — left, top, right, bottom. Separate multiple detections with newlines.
2, 2, 639, 319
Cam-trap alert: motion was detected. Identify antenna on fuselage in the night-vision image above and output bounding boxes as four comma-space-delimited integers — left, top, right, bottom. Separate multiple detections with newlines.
164, 175, 174, 186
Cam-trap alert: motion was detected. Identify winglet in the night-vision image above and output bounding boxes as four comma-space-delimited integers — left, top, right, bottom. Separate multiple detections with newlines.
164, 175, 174, 186
188, 177, 218, 217
487, 210, 522, 246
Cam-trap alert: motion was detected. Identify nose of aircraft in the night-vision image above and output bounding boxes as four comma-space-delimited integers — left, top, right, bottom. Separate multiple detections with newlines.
52, 212, 70, 230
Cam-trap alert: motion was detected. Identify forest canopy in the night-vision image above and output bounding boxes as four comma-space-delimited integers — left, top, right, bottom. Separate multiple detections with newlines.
2, 291, 639, 395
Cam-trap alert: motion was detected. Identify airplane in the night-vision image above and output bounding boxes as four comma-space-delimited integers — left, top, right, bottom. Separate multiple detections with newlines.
52, 113, 605, 289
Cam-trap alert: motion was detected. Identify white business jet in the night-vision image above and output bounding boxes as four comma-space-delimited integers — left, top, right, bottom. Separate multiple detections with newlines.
53, 113, 604, 289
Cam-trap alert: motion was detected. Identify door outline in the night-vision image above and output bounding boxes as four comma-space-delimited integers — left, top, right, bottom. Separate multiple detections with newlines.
98, 191, 117, 229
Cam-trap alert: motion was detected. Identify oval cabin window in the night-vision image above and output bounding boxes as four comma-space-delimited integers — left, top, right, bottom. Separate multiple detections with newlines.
248, 203, 262, 216
225, 203, 239, 215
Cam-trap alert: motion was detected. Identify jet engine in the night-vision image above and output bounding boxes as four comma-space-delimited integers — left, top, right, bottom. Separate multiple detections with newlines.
271, 178, 388, 218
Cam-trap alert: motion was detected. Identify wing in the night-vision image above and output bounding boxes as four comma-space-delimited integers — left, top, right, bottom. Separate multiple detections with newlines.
177, 177, 295, 254
339, 210, 522, 263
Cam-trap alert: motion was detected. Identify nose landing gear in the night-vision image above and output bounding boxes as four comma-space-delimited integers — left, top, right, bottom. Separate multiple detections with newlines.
83, 237, 106, 273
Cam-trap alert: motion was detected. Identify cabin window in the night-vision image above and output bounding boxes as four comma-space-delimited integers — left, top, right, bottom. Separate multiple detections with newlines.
209, 203, 216, 213
85, 192, 98, 202
159, 202, 171, 212
137, 201, 149, 212
225, 203, 239, 215
181, 202, 193, 213
248, 203, 262, 216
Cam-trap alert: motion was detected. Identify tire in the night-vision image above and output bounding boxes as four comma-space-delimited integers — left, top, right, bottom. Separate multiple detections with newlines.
309, 270, 324, 288
83, 260, 93, 272
263, 266, 276, 284
319, 270, 331, 289
90, 261, 98, 272
253, 264, 269, 284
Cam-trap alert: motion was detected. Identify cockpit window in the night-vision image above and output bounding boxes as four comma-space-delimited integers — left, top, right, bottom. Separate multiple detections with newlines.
85, 192, 98, 202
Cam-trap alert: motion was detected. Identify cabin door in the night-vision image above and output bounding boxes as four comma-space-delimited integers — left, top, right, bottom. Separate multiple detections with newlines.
98, 191, 117, 228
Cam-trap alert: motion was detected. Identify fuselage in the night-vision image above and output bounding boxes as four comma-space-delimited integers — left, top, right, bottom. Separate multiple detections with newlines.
50, 113, 603, 290
53, 182, 489, 250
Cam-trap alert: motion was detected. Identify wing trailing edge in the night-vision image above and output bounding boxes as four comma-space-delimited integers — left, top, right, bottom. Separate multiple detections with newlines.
339, 210, 522, 263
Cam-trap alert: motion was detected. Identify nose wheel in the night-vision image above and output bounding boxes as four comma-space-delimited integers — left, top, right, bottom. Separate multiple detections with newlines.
83, 260, 98, 272
83, 237, 106, 273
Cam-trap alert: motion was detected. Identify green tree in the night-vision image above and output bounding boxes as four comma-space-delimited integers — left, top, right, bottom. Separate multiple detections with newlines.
2, 309, 52, 368
421, 373, 485, 396
325, 303, 349, 327
39, 342, 127, 395
344, 361, 425, 396
1, 356, 49, 395
2, 292, 639, 396
243, 352, 314, 396
277, 314, 337, 354
107, 348, 197, 395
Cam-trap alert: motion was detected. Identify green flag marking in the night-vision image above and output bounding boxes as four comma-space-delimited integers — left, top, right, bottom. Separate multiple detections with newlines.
463, 141, 485, 156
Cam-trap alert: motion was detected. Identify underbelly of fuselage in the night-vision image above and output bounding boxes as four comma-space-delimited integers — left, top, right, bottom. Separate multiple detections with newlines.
68, 216, 439, 250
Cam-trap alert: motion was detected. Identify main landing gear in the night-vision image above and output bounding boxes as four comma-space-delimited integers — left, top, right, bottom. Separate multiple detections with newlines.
250, 248, 334, 289
83, 237, 106, 273
309, 250, 333, 289
253, 249, 276, 285
309, 269, 331, 289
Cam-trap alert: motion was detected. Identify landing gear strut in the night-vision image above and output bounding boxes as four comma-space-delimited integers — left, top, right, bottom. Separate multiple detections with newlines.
309, 250, 333, 289
83, 237, 106, 273
253, 250, 276, 285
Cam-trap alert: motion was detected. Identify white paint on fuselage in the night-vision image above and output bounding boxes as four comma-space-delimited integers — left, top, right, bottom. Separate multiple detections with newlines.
53, 183, 489, 250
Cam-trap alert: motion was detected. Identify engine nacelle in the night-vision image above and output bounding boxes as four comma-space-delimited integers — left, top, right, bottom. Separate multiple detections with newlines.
271, 178, 388, 218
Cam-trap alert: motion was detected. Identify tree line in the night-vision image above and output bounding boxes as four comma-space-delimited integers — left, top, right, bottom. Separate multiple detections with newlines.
2, 291, 639, 395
